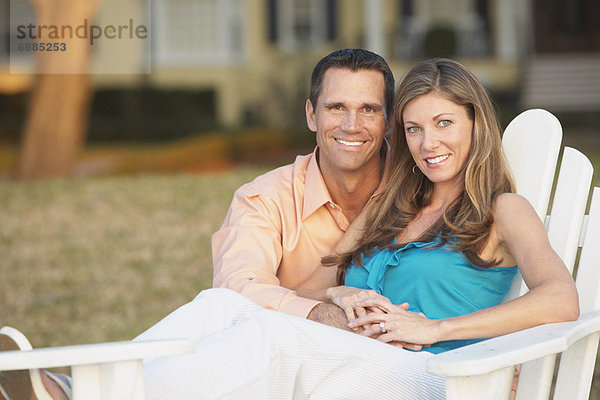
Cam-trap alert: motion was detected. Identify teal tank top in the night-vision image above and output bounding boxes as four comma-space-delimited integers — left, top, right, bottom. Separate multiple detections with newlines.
344, 237, 518, 353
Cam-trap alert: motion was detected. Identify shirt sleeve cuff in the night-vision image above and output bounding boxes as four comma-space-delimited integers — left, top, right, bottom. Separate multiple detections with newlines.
279, 296, 323, 319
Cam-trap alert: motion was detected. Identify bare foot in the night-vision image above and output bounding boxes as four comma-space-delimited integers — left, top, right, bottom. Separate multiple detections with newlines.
41, 371, 70, 400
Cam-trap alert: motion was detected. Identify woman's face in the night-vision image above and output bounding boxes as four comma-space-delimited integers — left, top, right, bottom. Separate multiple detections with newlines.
402, 92, 473, 190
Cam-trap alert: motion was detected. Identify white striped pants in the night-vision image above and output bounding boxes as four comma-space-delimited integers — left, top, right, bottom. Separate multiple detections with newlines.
135, 288, 445, 399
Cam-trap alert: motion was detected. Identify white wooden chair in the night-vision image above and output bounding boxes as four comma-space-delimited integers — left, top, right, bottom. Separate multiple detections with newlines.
0, 109, 597, 399
427, 109, 600, 399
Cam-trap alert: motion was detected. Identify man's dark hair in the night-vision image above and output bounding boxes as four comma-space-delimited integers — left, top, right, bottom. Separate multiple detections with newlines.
309, 48, 395, 119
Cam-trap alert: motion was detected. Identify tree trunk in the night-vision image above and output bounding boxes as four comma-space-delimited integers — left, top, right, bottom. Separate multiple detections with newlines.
16, 0, 101, 180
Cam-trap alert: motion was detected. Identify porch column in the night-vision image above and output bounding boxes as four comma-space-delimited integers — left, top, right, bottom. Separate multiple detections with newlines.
364, 0, 385, 58
494, 0, 531, 61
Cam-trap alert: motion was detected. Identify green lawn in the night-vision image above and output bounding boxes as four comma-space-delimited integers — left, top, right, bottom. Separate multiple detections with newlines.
0, 168, 270, 347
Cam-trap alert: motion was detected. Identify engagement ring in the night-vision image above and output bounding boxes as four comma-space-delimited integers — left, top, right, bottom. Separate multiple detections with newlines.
379, 321, 387, 333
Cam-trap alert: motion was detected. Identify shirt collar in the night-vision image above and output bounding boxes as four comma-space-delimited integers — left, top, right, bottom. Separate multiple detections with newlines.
302, 149, 333, 221
302, 138, 391, 220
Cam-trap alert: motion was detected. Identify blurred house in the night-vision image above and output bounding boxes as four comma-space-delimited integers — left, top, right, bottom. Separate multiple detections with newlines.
0, 0, 598, 133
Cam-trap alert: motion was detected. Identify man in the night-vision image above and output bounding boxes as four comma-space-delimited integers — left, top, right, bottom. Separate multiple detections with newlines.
0, 49, 404, 400
212, 48, 395, 329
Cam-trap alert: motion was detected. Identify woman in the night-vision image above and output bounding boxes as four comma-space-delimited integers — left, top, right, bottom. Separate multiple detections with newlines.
0, 59, 579, 399
301, 59, 579, 353
297, 57, 579, 353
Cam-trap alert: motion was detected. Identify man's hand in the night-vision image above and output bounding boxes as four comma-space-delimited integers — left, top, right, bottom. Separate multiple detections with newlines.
307, 303, 352, 331
326, 286, 392, 322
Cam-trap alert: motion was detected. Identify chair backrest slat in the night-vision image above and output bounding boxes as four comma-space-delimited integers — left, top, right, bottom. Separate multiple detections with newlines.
546, 148, 592, 274
574, 187, 600, 313
553, 187, 600, 400
502, 109, 562, 301
502, 109, 562, 219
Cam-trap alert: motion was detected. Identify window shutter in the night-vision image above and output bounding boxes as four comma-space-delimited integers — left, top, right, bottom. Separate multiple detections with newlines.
326, 0, 336, 41
402, 0, 413, 17
267, 0, 278, 42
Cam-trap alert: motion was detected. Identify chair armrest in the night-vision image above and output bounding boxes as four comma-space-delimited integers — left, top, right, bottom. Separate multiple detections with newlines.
0, 339, 194, 371
426, 309, 600, 377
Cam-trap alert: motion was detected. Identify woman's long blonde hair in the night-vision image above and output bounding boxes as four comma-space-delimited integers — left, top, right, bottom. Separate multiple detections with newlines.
330, 58, 516, 283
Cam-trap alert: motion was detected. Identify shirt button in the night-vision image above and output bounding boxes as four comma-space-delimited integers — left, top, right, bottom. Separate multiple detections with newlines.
329, 203, 335, 208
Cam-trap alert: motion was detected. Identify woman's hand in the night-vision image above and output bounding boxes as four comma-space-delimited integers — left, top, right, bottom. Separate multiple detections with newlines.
347, 297, 441, 346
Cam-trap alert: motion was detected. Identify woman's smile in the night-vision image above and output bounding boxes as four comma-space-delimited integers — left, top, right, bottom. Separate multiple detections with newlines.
425, 154, 450, 166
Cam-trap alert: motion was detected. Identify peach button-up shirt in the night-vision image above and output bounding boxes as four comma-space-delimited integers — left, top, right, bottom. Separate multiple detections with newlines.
212, 148, 388, 318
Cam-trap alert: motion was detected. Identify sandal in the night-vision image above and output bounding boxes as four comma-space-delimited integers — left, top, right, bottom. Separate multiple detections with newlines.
0, 327, 72, 400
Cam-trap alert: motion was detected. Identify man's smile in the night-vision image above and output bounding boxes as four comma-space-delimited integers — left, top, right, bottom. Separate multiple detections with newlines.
335, 138, 366, 147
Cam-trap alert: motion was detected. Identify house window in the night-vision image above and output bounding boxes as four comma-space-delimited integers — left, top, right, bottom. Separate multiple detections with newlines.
154, 0, 244, 66
268, 0, 336, 51
394, 0, 490, 59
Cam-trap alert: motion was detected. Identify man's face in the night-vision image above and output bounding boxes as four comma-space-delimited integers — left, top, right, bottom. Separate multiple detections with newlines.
306, 68, 387, 179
